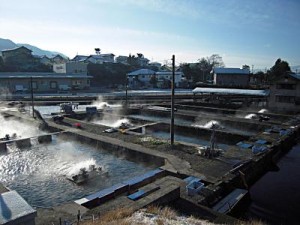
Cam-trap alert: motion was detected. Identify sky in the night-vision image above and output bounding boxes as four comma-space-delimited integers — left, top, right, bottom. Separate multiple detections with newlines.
0, 0, 299, 70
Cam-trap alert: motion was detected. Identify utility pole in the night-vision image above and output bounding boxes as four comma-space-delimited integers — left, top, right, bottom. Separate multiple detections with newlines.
170, 55, 175, 146
30, 76, 35, 118
125, 73, 128, 110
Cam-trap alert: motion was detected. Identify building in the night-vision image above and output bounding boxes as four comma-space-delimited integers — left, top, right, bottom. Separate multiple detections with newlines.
127, 69, 185, 88
53, 61, 88, 74
115, 55, 129, 65
136, 54, 149, 67
269, 73, 300, 112
212, 68, 250, 87
127, 69, 155, 88
0, 72, 92, 93
51, 54, 68, 64
39, 56, 52, 66
71, 55, 89, 62
155, 71, 185, 88
1, 46, 38, 69
86, 54, 115, 64
148, 62, 162, 69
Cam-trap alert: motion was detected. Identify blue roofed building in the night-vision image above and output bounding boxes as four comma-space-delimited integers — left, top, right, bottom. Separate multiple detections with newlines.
211, 68, 250, 87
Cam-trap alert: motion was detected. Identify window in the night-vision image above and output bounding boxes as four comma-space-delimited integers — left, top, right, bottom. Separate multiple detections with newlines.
50, 81, 57, 89
276, 83, 296, 90
275, 95, 295, 103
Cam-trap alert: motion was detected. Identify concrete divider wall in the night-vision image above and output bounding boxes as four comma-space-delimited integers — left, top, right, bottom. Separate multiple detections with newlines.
139, 109, 270, 133
58, 132, 165, 168
15, 138, 31, 148
38, 135, 52, 143
148, 123, 248, 145
0, 142, 7, 152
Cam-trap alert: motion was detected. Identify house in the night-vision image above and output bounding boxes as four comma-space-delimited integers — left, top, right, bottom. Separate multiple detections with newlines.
39, 56, 52, 66
51, 54, 68, 64
86, 54, 115, 64
0, 72, 92, 93
155, 71, 185, 88
212, 68, 250, 87
269, 73, 300, 112
1, 46, 37, 69
136, 55, 149, 67
116, 55, 129, 65
127, 69, 155, 88
127, 69, 185, 88
71, 55, 89, 62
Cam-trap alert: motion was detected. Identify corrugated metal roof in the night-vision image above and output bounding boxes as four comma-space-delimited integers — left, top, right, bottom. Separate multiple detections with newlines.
290, 73, 300, 80
127, 69, 155, 76
213, 68, 250, 75
192, 87, 269, 96
0, 72, 91, 79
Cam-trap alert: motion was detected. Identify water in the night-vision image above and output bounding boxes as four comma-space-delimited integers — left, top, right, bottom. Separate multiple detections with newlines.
130, 114, 255, 136
24, 103, 122, 118
0, 135, 156, 207
247, 142, 300, 224
149, 131, 229, 150
0, 114, 45, 138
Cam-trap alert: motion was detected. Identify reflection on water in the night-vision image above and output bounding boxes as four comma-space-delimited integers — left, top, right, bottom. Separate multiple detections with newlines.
0, 135, 155, 207
247, 142, 300, 225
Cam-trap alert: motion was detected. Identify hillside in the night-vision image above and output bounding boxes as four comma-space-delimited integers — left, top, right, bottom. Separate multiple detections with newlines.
0, 37, 66, 58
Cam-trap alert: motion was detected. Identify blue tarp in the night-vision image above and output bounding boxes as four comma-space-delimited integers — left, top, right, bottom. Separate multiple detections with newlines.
127, 190, 146, 201
123, 168, 163, 186
255, 139, 268, 145
252, 145, 268, 154
236, 142, 253, 149
184, 176, 200, 184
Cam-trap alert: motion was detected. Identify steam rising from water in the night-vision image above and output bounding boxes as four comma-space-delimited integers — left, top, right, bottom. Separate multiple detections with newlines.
92, 95, 131, 128
0, 114, 43, 138
67, 158, 101, 176
193, 120, 221, 129
0, 87, 12, 100
245, 114, 257, 119
258, 109, 268, 113
0, 135, 155, 207
91, 95, 122, 109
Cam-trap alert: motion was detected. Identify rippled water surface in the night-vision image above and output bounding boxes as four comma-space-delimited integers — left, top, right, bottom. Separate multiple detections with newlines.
247, 142, 300, 224
0, 136, 156, 207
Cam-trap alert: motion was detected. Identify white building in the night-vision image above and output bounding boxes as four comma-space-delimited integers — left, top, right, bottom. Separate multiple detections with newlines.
127, 69, 185, 88
86, 54, 115, 64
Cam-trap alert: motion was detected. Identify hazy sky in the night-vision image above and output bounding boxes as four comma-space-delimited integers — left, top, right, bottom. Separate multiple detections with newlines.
1, 0, 299, 69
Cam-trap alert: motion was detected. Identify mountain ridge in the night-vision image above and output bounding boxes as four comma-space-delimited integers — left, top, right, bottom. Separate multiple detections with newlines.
0, 37, 67, 58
